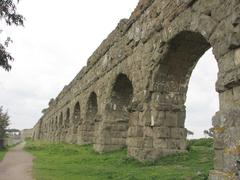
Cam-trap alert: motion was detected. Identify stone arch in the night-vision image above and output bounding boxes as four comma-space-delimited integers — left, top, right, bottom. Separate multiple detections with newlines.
59, 108, 70, 142
110, 73, 133, 114
135, 30, 219, 161
78, 92, 98, 144
70, 102, 81, 143
65, 108, 70, 128
152, 31, 212, 110
86, 92, 98, 121
51, 118, 54, 131
55, 116, 58, 130
59, 112, 63, 128
104, 73, 134, 151
73, 102, 81, 125
54, 116, 58, 142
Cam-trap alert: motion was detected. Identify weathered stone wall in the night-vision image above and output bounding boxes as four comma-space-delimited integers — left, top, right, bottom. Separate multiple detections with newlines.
33, 0, 240, 179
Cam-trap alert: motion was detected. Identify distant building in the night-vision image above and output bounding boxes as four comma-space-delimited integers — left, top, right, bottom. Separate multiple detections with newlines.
21, 129, 33, 140
5, 129, 22, 146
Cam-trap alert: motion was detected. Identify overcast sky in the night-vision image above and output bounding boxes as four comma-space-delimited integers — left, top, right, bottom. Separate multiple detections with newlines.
0, 0, 219, 138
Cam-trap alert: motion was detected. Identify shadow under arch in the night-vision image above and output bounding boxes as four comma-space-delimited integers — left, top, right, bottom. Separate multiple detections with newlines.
59, 112, 63, 128
65, 107, 70, 128
79, 92, 98, 144
86, 92, 98, 121
60, 107, 71, 142
73, 102, 81, 125
71, 102, 81, 143
104, 73, 134, 151
110, 73, 133, 115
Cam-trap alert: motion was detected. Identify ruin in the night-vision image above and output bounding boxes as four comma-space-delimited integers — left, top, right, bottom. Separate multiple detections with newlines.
32, 0, 240, 179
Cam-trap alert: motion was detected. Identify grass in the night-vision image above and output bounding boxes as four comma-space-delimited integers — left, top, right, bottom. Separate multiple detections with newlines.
25, 138, 214, 180
0, 147, 8, 161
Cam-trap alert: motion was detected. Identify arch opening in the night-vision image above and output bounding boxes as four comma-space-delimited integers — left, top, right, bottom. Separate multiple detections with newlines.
55, 116, 58, 130
59, 112, 63, 128
81, 92, 99, 144
73, 102, 81, 135
65, 108, 70, 128
152, 31, 219, 151
111, 74, 133, 115
185, 49, 219, 139
108, 73, 133, 149
86, 92, 98, 121
73, 102, 81, 124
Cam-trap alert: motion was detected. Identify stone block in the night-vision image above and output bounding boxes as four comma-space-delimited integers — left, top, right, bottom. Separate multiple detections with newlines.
129, 112, 139, 126
233, 86, 240, 105
110, 123, 128, 132
170, 128, 187, 139
214, 136, 225, 150
144, 127, 153, 137
209, 170, 231, 180
151, 110, 165, 127
223, 152, 238, 172
219, 90, 234, 111
224, 127, 240, 146
127, 147, 140, 160
153, 139, 168, 149
234, 48, 240, 65
128, 126, 144, 137
177, 111, 185, 128
141, 110, 151, 127
165, 111, 178, 127
127, 137, 144, 148
190, 13, 217, 39
153, 127, 170, 138
168, 139, 186, 150
214, 150, 224, 171
144, 137, 153, 148
111, 138, 126, 145
110, 130, 127, 138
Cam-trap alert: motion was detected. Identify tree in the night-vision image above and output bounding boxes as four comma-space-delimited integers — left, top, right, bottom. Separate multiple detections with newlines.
0, 106, 10, 149
0, 0, 24, 71
187, 129, 194, 136
204, 128, 214, 138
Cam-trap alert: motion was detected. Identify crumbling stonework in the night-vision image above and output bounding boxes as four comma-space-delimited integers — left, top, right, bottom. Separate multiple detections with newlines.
32, 0, 240, 179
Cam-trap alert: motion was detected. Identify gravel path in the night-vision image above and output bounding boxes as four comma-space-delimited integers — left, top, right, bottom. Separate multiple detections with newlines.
0, 142, 34, 180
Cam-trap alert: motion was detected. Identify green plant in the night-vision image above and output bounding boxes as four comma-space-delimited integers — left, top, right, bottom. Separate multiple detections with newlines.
25, 138, 214, 180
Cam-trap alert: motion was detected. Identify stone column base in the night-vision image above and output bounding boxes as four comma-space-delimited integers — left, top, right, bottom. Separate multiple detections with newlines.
128, 147, 187, 162
209, 170, 238, 180
94, 144, 125, 153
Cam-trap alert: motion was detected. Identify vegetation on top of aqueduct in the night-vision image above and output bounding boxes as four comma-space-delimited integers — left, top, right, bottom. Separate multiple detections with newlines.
25, 138, 213, 180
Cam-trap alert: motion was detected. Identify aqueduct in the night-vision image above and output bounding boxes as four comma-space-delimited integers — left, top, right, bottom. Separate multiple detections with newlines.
33, 0, 240, 179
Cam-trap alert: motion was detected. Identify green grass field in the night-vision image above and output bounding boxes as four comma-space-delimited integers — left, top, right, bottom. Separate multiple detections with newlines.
0, 148, 7, 161
25, 139, 213, 180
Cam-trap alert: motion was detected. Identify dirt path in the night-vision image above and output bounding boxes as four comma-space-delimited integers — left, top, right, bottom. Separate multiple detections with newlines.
0, 142, 34, 180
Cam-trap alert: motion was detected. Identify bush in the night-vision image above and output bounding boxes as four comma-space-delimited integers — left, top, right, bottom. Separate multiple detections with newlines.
187, 138, 213, 151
